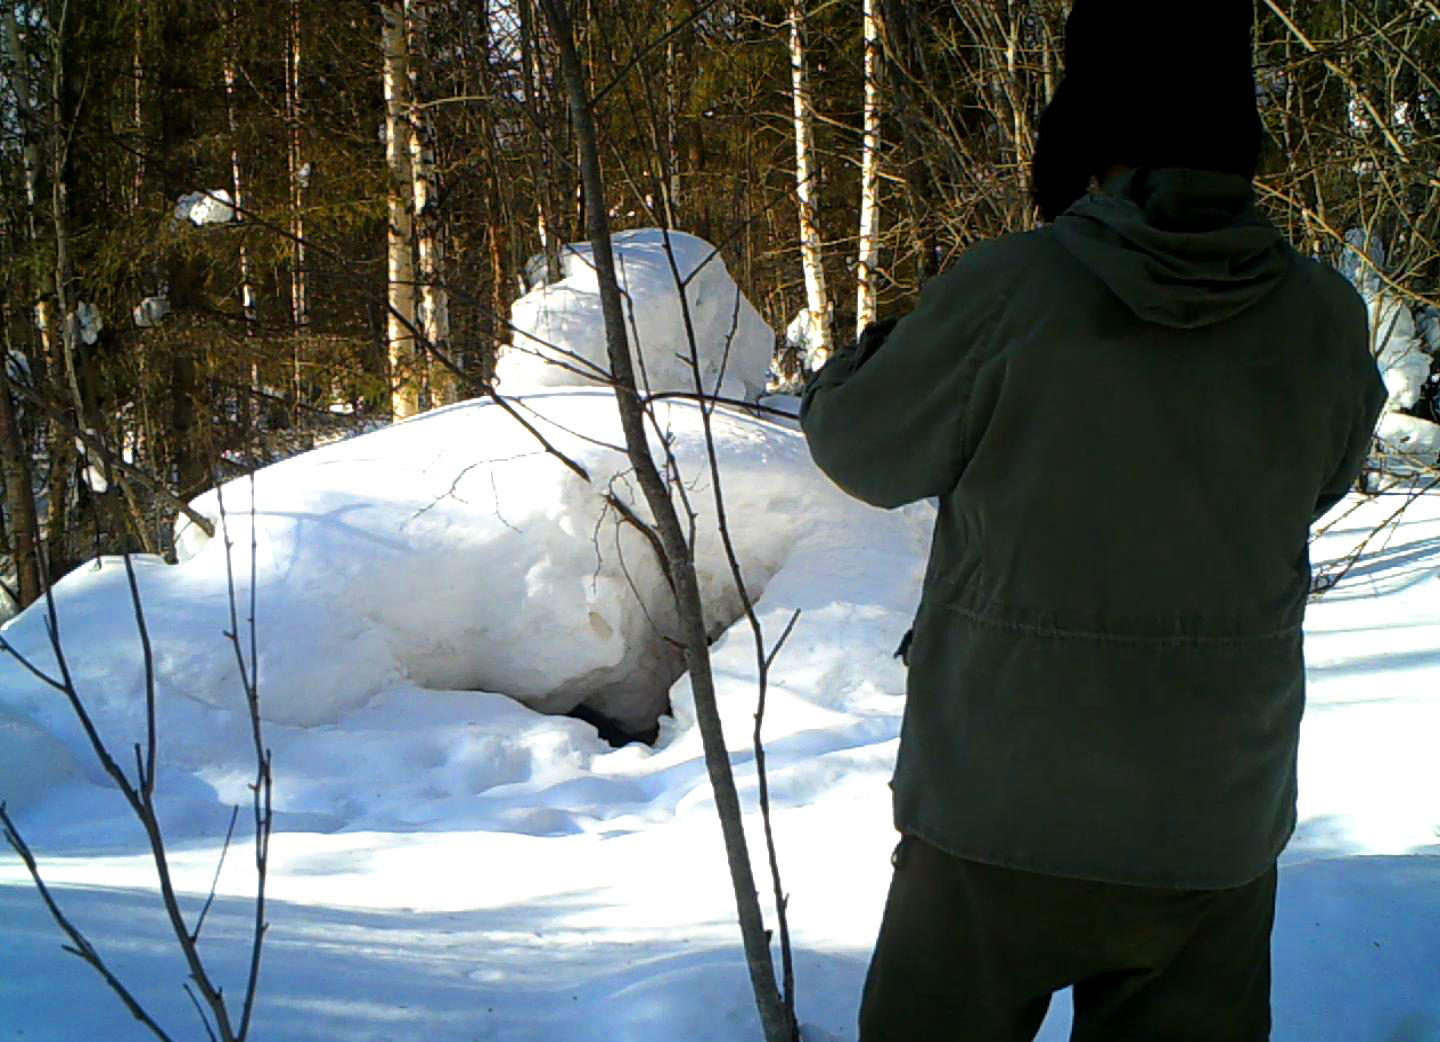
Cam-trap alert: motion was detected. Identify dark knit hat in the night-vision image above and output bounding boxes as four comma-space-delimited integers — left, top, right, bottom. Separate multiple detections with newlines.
1031, 0, 1265, 221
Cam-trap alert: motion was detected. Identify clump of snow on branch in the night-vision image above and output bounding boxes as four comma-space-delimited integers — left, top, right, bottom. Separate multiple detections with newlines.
4, 349, 28, 382
133, 295, 170, 328
174, 189, 236, 227
74, 302, 103, 346
495, 230, 774, 402
74, 431, 109, 494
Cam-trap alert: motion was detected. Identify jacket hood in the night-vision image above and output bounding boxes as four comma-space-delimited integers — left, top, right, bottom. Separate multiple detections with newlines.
1051, 168, 1289, 329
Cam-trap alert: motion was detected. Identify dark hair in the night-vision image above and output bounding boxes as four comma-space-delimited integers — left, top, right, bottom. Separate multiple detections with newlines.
1031, 0, 1264, 222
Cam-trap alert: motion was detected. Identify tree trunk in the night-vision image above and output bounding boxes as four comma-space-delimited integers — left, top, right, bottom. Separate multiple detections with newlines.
221, 3, 254, 332
3, 1, 64, 425
856, 0, 882, 336
285, 0, 307, 421
132, 0, 146, 207
519, 0, 562, 284
0, 382, 43, 607
170, 350, 206, 497
382, 1, 421, 417
287, 0, 307, 330
477, 0, 509, 382
788, 0, 832, 366
2, 3, 69, 573
44, 9, 87, 425
405, 0, 453, 404
221, 0, 257, 434
537, 1, 796, 1039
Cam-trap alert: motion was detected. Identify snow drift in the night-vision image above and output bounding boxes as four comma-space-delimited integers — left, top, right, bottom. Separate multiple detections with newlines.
0, 393, 872, 754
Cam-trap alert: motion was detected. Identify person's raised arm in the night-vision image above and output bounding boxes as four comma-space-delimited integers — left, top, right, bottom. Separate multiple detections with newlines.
800, 245, 1010, 508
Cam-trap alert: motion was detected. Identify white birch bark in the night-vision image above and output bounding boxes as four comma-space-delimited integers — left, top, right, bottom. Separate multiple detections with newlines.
287, 0, 307, 332
405, 0, 451, 403
855, 0, 881, 336
788, 0, 832, 367
221, 0, 256, 336
382, 1, 420, 418
286, 0, 306, 417
132, 1, 145, 207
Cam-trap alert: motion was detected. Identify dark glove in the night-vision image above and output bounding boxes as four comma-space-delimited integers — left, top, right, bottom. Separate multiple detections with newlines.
894, 628, 914, 667
853, 317, 900, 369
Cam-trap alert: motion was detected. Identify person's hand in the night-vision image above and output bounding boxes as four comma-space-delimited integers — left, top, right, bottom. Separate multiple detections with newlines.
853, 316, 899, 367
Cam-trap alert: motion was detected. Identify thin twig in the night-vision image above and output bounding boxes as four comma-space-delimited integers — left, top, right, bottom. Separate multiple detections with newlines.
122, 554, 159, 797
183, 983, 220, 1042
191, 805, 240, 945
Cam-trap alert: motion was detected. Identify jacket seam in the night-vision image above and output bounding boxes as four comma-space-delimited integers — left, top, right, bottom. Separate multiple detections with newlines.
935, 601, 1302, 646
895, 819, 1283, 891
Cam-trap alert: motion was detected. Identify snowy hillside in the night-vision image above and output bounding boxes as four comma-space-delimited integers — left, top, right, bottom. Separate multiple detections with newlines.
2, 232, 1439, 1041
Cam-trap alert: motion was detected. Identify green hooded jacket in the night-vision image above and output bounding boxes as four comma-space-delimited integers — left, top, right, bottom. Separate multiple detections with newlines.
801, 169, 1386, 888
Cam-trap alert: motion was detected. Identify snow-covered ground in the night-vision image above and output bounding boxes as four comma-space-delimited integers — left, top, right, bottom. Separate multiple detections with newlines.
3, 231, 1439, 1041
3, 397, 1438, 1042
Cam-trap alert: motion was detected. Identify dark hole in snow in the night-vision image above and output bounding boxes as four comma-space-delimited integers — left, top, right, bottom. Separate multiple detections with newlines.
526, 565, 770, 749
565, 700, 667, 748
554, 597, 746, 749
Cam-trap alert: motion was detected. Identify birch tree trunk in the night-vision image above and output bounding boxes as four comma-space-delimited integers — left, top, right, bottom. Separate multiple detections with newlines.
519, 0, 561, 284
45, 6, 85, 423
477, 0, 509, 382
855, 0, 882, 336
131, 1, 145, 207
285, 0, 307, 422
405, 0, 453, 404
220, 0, 257, 434
788, 0, 832, 367
221, 3, 254, 332
382, 1, 421, 418
665, 26, 681, 223
0, 378, 42, 607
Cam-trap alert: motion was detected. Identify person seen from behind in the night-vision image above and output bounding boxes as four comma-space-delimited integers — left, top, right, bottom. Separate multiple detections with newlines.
799, 2, 1387, 1039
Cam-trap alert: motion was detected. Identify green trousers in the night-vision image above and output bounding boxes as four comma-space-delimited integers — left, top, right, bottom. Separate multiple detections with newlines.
859, 836, 1277, 1042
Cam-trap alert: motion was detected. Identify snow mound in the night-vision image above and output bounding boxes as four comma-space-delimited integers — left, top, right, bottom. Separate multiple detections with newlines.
495, 230, 774, 402
0, 392, 875, 750
1377, 412, 1440, 460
